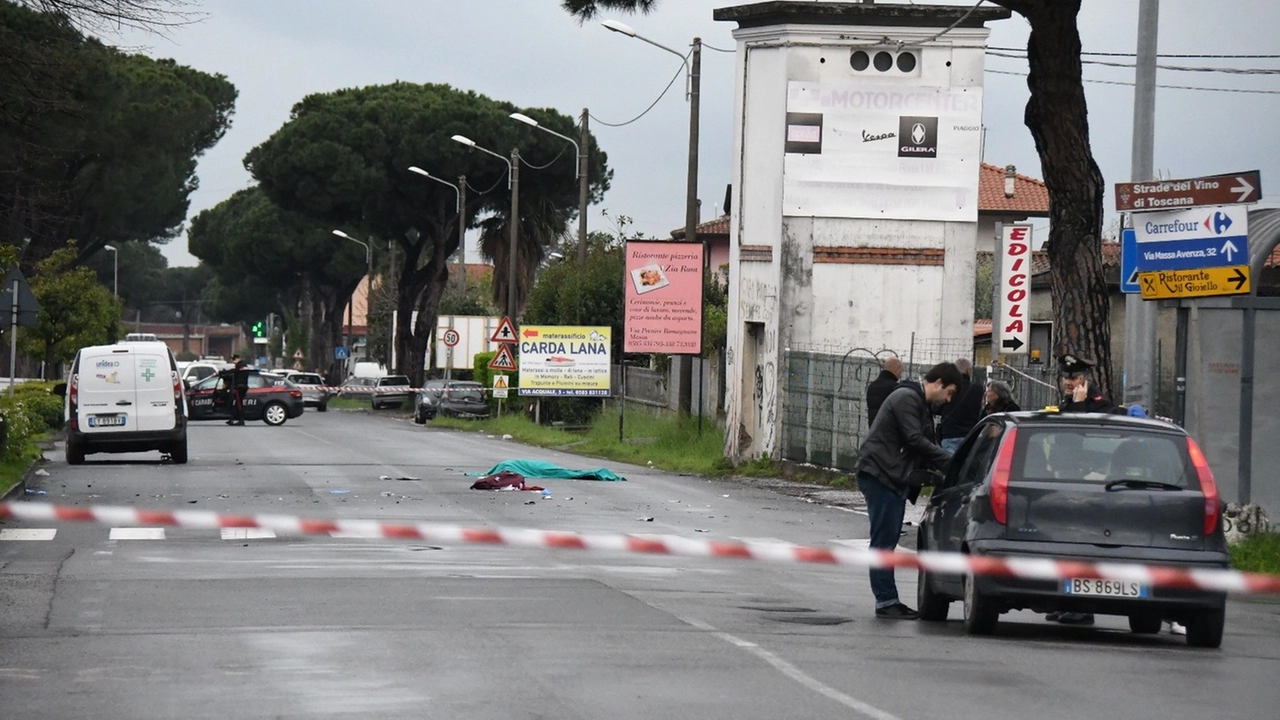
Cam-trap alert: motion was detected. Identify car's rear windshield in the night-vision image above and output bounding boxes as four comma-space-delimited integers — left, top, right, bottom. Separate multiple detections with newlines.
381, 376, 410, 386
449, 384, 484, 400
1016, 427, 1197, 488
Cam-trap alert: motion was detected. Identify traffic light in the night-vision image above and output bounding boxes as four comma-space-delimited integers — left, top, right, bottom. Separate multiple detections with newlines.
251, 319, 266, 338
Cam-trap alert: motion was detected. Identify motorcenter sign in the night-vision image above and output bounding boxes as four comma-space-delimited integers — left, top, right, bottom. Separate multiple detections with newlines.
1133, 205, 1249, 272
517, 325, 611, 397
1115, 170, 1261, 212
996, 224, 1032, 354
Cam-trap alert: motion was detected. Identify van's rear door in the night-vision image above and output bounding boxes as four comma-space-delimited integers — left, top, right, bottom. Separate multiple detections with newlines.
76, 349, 137, 434
132, 348, 177, 432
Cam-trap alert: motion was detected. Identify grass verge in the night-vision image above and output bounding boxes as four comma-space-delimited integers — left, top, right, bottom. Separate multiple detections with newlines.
433, 404, 733, 476
1231, 532, 1280, 575
326, 396, 408, 411
0, 435, 49, 498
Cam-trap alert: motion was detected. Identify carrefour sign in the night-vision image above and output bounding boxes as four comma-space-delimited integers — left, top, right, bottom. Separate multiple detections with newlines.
517, 326, 612, 397
1133, 205, 1249, 272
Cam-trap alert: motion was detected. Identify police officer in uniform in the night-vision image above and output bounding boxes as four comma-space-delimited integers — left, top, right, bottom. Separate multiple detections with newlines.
1056, 353, 1118, 414
228, 355, 248, 426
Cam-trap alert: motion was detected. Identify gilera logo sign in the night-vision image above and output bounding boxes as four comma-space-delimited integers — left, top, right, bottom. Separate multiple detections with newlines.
897, 116, 938, 158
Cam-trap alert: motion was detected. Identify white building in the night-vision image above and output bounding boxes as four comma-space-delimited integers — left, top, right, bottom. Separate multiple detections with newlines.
715, 2, 1011, 463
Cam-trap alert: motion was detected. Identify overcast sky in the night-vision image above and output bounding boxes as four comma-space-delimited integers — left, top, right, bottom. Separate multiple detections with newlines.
106, 0, 1280, 267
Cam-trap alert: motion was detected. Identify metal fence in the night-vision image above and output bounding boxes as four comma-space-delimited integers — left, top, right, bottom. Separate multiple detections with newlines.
779, 338, 974, 472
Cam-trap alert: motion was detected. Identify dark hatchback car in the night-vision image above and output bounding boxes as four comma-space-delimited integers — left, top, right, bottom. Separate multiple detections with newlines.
415, 380, 489, 423
916, 410, 1229, 647
186, 369, 305, 426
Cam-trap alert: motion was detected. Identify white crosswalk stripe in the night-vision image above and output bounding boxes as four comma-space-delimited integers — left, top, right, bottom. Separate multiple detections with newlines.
0, 528, 57, 541
829, 538, 916, 555
221, 528, 278, 540
109, 528, 166, 540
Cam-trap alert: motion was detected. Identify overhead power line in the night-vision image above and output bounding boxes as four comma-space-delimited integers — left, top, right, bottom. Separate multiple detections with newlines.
988, 45, 1280, 60
987, 50, 1280, 75
985, 68, 1280, 94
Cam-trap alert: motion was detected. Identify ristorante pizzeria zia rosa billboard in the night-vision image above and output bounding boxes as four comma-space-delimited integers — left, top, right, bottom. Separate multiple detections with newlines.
623, 241, 704, 354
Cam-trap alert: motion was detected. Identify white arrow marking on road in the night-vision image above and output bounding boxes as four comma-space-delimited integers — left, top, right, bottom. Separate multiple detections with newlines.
1232, 176, 1255, 202
1222, 239, 1239, 262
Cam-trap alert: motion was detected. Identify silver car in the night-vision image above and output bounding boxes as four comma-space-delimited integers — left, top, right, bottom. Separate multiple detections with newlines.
281, 371, 332, 412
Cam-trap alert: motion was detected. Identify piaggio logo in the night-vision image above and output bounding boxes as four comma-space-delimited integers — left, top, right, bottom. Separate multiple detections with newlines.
897, 116, 937, 158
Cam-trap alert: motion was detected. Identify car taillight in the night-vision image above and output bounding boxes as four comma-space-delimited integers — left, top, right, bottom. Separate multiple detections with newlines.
1186, 437, 1220, 536
172, 371, 182, 401
68, 374, 79, 430
989, 427, 1018, 525
290, 390, 302, 398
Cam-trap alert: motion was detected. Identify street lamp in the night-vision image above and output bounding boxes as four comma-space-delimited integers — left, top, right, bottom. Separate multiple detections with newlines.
103, 244, 118, 298
604, 19, 702, 417
511, 112, 590, 270
407, 166, 467, 296
331, 229, 372, 369
452, 134, 520, 322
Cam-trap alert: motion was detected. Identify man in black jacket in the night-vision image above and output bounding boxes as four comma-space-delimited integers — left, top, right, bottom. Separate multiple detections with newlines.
228, 356, 248, 426
865, 356, 902, 427
937, 357, 984, 454
1056, 353, 1118, 413
854, 361, 964, 619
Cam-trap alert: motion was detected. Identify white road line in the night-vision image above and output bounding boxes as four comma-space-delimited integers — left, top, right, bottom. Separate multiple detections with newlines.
221, 528, 277, 540
109, 528, 165, 540
678, 614, 905, 720
0, 528, 57, 541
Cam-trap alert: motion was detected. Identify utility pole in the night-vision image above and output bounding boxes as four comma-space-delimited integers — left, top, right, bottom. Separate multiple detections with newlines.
677, 37, 702, 417
509, 148, 520, 322
578, 108, 590, 269
1123, 0, 1159, 409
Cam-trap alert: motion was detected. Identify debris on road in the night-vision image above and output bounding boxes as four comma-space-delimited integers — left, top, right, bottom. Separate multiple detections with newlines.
379, 475, 421, 481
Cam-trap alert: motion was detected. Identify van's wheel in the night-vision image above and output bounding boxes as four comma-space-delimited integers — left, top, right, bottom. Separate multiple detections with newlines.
1185, 607, 1225, 648
169, 439, 189, 465
317, 401, 328, 412
1128, 615, 1162, 635
66, 438, 85, 465
263, 402, 288, 426
963, 573, 1000, 635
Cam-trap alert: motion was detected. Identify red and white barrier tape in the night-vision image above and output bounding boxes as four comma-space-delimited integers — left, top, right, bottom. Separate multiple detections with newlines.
3, 501, 1277, 595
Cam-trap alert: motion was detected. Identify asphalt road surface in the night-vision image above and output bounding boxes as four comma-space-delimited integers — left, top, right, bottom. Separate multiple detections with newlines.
2, 410, 1278, 719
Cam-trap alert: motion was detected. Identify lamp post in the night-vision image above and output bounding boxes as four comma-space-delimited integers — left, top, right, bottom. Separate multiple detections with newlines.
452, 134, 520, 322
408, 166, 467, 296
331, 229, 372, 373
103, 244, 118, 298
604, 19, 702, 417
510, 111, 590, 270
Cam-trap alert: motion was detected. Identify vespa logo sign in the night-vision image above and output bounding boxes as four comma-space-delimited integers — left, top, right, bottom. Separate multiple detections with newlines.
897, 116, 937, 158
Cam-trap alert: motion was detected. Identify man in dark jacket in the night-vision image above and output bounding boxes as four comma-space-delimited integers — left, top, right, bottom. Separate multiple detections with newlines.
937, 357, 984, 454
854, 361, 964, 619
865, 356, 902, 427
1056, 353, 1118, 413
228, 355, 248, 426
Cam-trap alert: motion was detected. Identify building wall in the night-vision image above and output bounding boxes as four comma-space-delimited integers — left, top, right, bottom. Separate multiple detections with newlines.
724, 19, 993, 463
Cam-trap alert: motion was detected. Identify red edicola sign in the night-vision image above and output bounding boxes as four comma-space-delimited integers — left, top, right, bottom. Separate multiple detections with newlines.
997, 224, 1032, 354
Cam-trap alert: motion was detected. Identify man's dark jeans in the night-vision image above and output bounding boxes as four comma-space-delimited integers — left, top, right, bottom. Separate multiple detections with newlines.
857, 472, 907, 608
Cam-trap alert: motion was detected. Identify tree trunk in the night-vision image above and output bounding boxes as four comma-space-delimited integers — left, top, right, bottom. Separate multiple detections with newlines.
993, 0, 1114, 398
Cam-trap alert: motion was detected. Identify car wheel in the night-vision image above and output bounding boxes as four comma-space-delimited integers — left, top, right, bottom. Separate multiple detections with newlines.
263, 402, 289, 426
962, 573, 999, 636
1128, 615, 1162, 635
66, 437, 85, 465
917, 566, 951, 622
169, 439, 189, 465
414, 410, 426, 425
317, 401, 328, 413
1184, 607, 1225, 648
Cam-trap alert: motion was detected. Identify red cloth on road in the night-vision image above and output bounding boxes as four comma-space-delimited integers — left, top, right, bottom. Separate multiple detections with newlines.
469, 470, 544, 492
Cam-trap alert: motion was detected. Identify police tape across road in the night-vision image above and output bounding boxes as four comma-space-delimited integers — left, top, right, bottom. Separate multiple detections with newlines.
3, 501, 1279, 596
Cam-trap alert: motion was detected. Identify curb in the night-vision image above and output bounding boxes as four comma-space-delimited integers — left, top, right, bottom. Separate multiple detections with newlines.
0, 440, 54, 503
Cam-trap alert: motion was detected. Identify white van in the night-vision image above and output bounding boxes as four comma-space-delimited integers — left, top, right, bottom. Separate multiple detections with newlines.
61, 342, 189, 464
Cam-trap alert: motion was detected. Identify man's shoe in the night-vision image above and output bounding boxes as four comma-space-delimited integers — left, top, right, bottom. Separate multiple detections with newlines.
1055, 612, 1094, 625
1045, 611, 1063, 622
226, 420, 236, 425
875, 603, 919, 620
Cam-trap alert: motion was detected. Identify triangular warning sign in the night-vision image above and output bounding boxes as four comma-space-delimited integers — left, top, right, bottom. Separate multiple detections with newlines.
488, 344, 518, 371
1127, 268, 1140, 285
493, 375, 508, 389
490, 316, 518, 344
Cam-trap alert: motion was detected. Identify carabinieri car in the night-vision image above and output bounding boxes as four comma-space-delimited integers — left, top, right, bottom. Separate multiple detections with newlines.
185, 369, 305, 426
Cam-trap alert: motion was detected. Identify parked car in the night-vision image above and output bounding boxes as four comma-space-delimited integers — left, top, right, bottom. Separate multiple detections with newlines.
916, 410, 1229, 647
59, 341, 188, 464
436, 380, 490, 420
413, 379, 451, 424
180, 360, 230, 387
185, 369, 305, 426
341, 374, 413, 410
280, 371, 332, 411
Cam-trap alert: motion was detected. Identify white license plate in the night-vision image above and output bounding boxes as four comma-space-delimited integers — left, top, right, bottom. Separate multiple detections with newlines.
1063, 578, 1148, 598
89, 414, 126, 428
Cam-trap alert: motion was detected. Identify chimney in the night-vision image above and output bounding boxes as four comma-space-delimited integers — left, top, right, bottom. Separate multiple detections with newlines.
1003, 165, 1016, 199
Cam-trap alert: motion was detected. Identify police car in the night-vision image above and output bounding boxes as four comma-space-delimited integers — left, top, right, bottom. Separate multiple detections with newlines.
185, 368, 305, 426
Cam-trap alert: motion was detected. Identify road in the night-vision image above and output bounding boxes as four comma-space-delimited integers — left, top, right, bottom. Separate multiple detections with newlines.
2, 410, 1278, 719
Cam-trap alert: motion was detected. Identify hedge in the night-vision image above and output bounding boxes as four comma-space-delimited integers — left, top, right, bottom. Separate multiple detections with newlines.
0, 382, 64, 462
